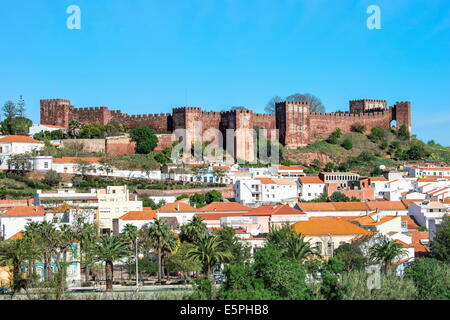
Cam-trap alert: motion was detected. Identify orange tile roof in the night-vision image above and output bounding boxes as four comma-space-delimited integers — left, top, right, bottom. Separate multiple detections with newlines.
120, 209, 157, 221
0, 206, 45, 217
294, 220, 370, 236
256, 178, 276, 184
245, 204, 304, 216
53, 157, 101, 163
299, 176, 325, 184
331, 202, 370, 211
401, 216, 419, 230
309, 216, 359, 221
7, 230, 24, 240
369, 177, 388, 182
157, 201, 199, 212
297, 202, 337, 211
199, 202, 251, 212
394, 239, 414, 248
278, 165, 303, 171
196, 212, 245, 221
409, 230, 430, 255
46, 203, 78, 213
0, 135, 43, 144
366, 201, 407, 211
352, 214, 399, 226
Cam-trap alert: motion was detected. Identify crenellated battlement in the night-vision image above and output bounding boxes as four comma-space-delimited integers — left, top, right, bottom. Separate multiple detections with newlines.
40, 97, 411, 158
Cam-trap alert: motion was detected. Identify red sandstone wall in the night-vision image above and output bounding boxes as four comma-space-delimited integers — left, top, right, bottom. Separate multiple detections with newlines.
309, 109, 393, 141
154, 134, 175, 151
106, 137, 136, 155
326, 184, 375, 201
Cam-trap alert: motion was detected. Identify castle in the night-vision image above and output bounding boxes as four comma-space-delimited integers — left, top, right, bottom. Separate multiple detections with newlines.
40, 98, 411, 162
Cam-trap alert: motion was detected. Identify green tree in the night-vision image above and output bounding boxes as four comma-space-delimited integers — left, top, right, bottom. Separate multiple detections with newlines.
204, 190, 223, 204
215, 226, 252, 264
368, 236, 407, 271
121, 224, 139, 280
99, 157, 114, 176
397, 124, 410, 140
166, 242, 202, 282
267, 224, 319, 262
404, 257, 450, 300
42, 170, 62, 187
68, 120, 82, 139
189, 193, 206, 208
368, 127, 386, 142
94, 234, 128, 291
334, 242, 367, 272
142, 219, 172, 283
0, 239, 30, 291
186, 233, 232, 278
179, 216, 208, 244
129, 126, 159, 154
341, 139, 353, 150
430, 215, 450, 263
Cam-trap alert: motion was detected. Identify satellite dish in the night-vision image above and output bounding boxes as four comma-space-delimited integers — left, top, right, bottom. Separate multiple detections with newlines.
250, 230, 259, 236
379, 165, 386, 170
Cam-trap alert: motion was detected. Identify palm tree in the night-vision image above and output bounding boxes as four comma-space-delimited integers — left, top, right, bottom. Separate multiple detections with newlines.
72, 221, 98, 282
285, 234, 319, 262
0, 240, 29, 288
180, 216, 208, 244
26, 221, 59, 281
55, 225, 75, 297
186, 233, 232, 278
142, 219, 171, 283
121, 224, 139, 281
94, 234, 128, 291
69, 120, 82, 139
23, 221, 44, 278
369, 236, 408, 271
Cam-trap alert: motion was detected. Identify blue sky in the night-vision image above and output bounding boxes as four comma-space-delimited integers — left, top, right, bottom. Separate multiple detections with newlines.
1, 0, 449, 145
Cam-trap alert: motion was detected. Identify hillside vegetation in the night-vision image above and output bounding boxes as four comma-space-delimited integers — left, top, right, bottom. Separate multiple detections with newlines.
283, 125, 450, 176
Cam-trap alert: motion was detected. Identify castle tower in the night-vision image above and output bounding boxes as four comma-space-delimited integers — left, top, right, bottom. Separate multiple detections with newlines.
276, 101, 310, 149
234, 109, 255, 163
393, 101, 412, 134
349, 99, 387, 113
40, 99, 72, 128
172, 107, 202, 152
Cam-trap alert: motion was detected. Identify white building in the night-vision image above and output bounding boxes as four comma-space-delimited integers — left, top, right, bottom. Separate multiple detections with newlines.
234, 178, 299, 205
408, 200, 448, 240
0, 206, 46, 240
114, 208, 156, 234
406, 165, 450, 178
298, 176, 326, 201
29, 124, 67, 137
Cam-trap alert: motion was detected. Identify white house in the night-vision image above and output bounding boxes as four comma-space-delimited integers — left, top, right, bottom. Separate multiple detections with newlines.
234, 178, 299, 205
408, 200, 448, 240
406, 165, 450, 178
115, 208, 156, 234
369, 176, 390, 199
29, 124, 67, 137
298, 176, 326, 201
0, 206, 46, 240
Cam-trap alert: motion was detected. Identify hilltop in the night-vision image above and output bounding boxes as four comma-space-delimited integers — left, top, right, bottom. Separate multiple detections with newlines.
282, 126, 450, 176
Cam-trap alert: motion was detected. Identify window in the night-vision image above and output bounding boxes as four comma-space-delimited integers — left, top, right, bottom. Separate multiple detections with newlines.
327, 242, 334, 256
316, 242, 323, 254
44, 162, 48, 169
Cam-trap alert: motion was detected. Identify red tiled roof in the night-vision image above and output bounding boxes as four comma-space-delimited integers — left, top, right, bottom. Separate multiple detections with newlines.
409, 230, 430, 256
294, 220, 370, 236
401, 216, 419, 230
366, 201, 407, 211
199, 202, 251, 212
196, 212, 245, 221
256, 178, 276, 184
0, 135, 43, 144
120, 209, 157, 221
278, 165, 303, 171
157, 201, 199, 212
0, 206, 45, 217
299, 176, 325, 184
369, 177, 388, 182
7, 230, 24, 240
245, 204, 304, 216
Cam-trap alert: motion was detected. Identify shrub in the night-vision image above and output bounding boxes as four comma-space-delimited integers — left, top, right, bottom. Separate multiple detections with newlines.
42, 170, 62, 187
350, 123, 366, 133
341, 139, 353, 150
129, 126, 159, 154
